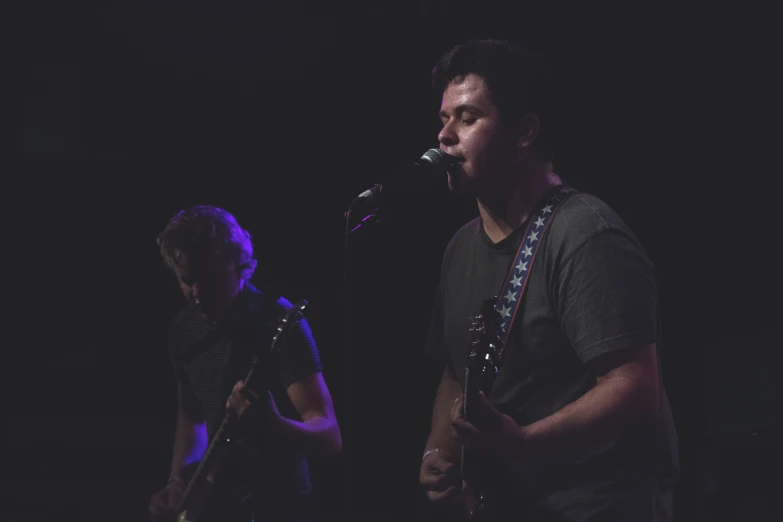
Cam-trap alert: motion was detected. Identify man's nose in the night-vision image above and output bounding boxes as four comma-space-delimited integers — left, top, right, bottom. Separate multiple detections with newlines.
438, 121, 458, 147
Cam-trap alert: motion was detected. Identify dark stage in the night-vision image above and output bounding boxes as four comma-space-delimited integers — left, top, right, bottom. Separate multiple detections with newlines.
17, 1, 779, 521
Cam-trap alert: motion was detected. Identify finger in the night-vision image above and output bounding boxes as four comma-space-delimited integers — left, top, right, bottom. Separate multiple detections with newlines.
477, 391, 503, 427
169, 487, 183, 503
451, 395, 463, 421
478, 391, 496, 414
227, 393, 247, 413
241, 387, 259, 402
420, 470, 455, 490
451, 419, 481, 448
427, 485, 458, 502
232, 399, 249, 416
422, 457, 455, 476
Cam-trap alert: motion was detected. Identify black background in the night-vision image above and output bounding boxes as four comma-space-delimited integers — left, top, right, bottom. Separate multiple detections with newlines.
16, 1, 779, 521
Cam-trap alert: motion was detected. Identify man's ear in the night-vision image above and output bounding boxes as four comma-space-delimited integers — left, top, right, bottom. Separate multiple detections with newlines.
516, 113, 541, 151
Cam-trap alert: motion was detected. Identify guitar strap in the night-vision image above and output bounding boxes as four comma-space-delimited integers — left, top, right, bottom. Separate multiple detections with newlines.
495, 184, 577, 356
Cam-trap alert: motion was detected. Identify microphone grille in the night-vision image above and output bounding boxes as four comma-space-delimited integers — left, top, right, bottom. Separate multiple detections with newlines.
420, 148, 447, 165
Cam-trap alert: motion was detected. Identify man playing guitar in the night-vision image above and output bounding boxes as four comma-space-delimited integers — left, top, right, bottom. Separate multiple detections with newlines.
420, 40, 679, 521
149, 205, 341, 522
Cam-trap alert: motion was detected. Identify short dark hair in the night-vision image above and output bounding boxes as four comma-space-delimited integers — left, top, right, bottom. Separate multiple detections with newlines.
432, 39, 556, 161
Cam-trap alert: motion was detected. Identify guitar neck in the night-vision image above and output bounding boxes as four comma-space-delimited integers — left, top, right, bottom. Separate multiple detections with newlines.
177, 356, 265, 505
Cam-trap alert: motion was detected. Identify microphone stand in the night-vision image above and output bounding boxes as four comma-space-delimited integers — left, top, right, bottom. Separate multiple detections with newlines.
340, 188, 390, 515
340, 149, 450, 514
341, 203, 354, 514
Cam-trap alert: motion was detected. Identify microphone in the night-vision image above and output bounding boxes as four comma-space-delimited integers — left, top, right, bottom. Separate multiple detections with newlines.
350, 148, 455, 208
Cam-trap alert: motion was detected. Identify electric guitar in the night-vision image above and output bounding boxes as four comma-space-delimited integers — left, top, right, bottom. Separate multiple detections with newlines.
460, 297, 504, 521
157, 299, 309, 522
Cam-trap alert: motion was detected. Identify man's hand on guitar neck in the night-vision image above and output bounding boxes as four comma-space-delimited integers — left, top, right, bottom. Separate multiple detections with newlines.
451, 391, 526, 458
226, 380, 284, 429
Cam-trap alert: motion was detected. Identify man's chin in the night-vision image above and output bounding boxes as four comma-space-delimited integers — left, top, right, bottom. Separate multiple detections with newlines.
447, 170, 463, 192
448, 171, 480, 196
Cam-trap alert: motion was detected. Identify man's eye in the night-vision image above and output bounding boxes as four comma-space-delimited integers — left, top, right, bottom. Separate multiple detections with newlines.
463, 118, 477, 124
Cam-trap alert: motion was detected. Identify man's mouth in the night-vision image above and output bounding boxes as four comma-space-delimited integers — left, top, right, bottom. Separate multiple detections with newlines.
446, 158, 465, 174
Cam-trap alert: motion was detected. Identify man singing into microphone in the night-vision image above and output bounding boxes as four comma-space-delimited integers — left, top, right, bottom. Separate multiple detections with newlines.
419, 40, 679, 521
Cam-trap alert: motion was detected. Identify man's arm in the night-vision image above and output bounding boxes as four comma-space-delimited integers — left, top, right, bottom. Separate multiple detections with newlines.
516, 228, 661, 459
425, 364, 463, 458
452, 343, 661, 460
169, 385, 208, 482
518, 342, 660, 459
273, 371, 342, 456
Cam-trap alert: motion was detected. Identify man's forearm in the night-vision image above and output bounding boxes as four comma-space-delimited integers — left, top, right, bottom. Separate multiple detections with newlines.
274, 415, 342, 455
425, 366, 463, 457
518, 373, 657, 461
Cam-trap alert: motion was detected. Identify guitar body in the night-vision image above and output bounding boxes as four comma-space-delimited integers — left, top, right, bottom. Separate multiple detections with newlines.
461, 297, 504, 522
154, 300, 308, 522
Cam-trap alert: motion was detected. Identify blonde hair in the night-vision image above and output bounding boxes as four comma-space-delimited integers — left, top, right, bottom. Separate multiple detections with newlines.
157, 205, 258, 282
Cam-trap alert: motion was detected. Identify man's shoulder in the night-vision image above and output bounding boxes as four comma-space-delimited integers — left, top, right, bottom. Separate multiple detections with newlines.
246, 287, 310, 334
547, 191, 639, 255
240, 283, 280, 315
443, 216, 482, 257
251, 288, 295, 319
557, 191, 630, 231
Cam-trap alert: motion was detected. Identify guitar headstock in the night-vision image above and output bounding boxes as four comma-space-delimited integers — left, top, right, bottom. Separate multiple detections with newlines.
467, 297, 504, 372
268, 299, 308, 356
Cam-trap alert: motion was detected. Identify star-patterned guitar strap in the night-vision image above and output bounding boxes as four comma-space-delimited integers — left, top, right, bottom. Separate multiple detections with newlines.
495, 184, 578, 354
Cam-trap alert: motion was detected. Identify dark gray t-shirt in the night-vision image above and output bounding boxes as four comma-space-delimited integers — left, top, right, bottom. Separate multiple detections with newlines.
425, 191, 679, 521
169, 283, 322, 508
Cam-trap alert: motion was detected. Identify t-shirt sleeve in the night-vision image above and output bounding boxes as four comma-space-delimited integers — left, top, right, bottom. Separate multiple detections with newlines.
555, 229, 658, 363
168, 324, 205, 421
274, 297, 323, 390
425, 231, 461, 371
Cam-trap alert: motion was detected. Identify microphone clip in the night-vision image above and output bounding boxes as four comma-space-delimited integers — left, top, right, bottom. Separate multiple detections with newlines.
346, 208, 383, 234
345, 183, 385, 235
